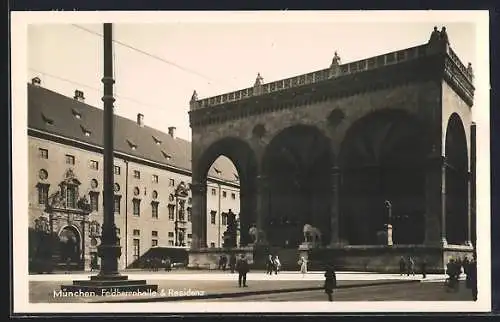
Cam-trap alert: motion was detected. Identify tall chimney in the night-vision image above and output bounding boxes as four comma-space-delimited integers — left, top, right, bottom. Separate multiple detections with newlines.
31, 77, 41, 86
74, 90, 85, 102
137, 113, 144, 127
168, 126, 176, 139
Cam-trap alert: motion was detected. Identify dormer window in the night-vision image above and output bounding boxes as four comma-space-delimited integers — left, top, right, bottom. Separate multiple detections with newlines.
80, 125, 91, 137
161, 150, 172, 160
41, 113, 54, 126
72, 109, 82, 119
152, 136, 162, 145
127, 139, 137, 150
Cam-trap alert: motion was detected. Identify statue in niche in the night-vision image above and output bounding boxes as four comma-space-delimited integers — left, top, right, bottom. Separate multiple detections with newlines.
467, 62, 474, 80
249, 224, 267, 245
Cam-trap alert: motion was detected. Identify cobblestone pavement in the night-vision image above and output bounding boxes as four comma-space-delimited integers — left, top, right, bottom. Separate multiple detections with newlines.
188, 281, 475, 302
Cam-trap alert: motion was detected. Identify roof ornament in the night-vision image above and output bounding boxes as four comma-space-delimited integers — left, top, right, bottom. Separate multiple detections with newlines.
254, 73, 264, 87
467, 62, 474, 81
331, 51, 341, 66
190, 90, 198, 102
427, 26, 449, 53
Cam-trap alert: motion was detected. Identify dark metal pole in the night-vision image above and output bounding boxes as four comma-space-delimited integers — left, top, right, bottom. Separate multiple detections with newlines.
97, 23, 122, 277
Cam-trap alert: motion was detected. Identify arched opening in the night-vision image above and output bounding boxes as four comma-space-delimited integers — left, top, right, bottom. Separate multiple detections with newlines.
445, 113, 469, 245
58, 226, 81, 264
262, 125, 333, 248
339, 109, 427, 245
195, 137, 258, 247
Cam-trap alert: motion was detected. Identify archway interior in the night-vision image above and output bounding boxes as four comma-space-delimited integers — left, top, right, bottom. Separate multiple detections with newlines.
339, 110, 427, 245
58, 226, 81, 262
445, 114, 469, 245
197, 137, 258, 247
262, 125, 333, 248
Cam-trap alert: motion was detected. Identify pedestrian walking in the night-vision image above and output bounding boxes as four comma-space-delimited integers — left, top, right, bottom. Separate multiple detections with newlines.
229, 253, 236, 273
324, 265, 337, 302
266, 254, 275, 275
408, 256, 415, 276
274, 255, 281, 274
399, 256, 406, 276
299, 256, 308, 277
465, 257, 478, 301
421, 258, 427, 279
236, 254, 249, 287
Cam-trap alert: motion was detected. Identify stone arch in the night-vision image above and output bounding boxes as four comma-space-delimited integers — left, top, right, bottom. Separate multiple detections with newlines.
194, 137, 259, 246
58, 225, 82, 262
339, 108, 428, 245
261, 124, 335, 247
444, 113, 469, 245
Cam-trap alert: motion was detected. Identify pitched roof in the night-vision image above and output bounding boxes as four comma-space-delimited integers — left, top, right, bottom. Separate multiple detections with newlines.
27, 83, 238, 183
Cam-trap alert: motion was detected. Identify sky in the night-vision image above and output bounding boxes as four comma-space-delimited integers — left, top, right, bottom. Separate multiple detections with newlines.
27, 16, 478, 142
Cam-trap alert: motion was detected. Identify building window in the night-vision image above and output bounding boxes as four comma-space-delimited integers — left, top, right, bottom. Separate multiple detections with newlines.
187, 207, 192, 222
114, 195, 121, 214
152, 175, 159, 183
39, 148, 48, 159
133, 229, 140, 236
210, 211, 216, 225
222, 213, 227, 226
114, 165, 121, 175
65, 154, 75, 165
133, 198, 141, 216
89, 191, 99, 212
211, 188, 216, 196
231, 193, 236, 199
188, 197, 192, 204
151, 201, 159, 219
168, 240, 174, 246
116, 228, 120, 235
222, 191, 227, 198
152, 231, 158, 237
37, 184, 49, 205
90, 160, 99, 170
169, 179, 175, 187
187, 233, 192, 238
152, 239, 158, 247
168, 232, 174, 238
210, 242, 215, 248
133, 239, 140, 262
66, 185, 77, 208
168, 205, 175, 221
133, 170, 140, 179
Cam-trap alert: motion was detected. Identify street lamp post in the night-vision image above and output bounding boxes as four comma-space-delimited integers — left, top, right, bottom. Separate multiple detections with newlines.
60, 23, 157, 294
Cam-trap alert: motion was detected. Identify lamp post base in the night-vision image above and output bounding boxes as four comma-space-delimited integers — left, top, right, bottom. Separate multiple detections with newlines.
60, 275, 158, 295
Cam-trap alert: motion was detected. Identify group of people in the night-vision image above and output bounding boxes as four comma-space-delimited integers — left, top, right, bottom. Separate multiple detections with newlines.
399, 256, 419, 277
218, 254, 237, 273
446, 256, 478, 300
144, 257, 172, 271
266, 254, 282, 275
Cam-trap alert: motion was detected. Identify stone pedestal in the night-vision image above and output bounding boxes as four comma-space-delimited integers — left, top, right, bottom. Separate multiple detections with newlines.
386, 224, 393, 246
298, 243, 312, 262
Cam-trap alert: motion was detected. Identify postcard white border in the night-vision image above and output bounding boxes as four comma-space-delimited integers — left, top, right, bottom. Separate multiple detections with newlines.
11, 10, 491, 313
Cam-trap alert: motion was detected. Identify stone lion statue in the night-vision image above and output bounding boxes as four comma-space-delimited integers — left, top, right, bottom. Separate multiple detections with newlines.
248, 226, 267, 244
303, 224, 322, 245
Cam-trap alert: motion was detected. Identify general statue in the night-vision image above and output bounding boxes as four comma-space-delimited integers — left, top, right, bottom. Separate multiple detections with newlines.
303, 224, 322, 246
248, 224, 267, 245
331, 51, 341, 66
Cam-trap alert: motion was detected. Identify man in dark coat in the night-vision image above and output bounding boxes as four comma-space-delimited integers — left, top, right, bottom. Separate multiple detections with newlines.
399, 256, 406, 276
421, 258, 427, 279
466, 258, 478, 301
324, 265, 337, 302
236, 254, 249, 287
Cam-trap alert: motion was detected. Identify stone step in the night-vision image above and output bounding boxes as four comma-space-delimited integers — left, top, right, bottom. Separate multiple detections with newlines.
72, 279, 148, 287
90, 274, 129, 281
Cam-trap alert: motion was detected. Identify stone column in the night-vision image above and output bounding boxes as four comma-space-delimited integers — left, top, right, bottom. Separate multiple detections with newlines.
190, 182, 207, 249
255, 175, 269, 244
466, 172, 473, 247
424, 154, 446, 246
329, 166, 341, 247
